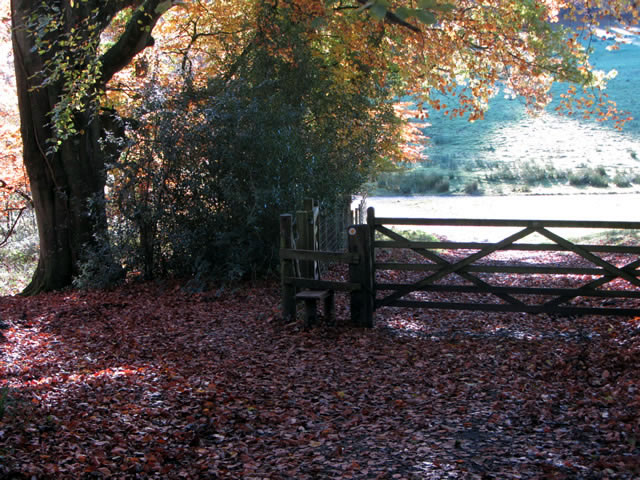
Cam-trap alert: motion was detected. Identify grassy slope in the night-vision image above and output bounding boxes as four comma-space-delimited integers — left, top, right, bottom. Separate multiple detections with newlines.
372, 36, 640, 197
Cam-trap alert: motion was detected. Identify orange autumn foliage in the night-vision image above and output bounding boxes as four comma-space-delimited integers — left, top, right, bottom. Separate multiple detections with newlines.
0, 0, 29, 226
2, 0, 638, 220
107, 0, 637, 165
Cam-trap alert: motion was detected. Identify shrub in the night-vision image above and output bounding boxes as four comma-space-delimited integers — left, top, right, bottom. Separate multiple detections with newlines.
102, 10, 401, 284
568, 167, 609, 188
613, 173, 632, 188
463, 181, 480, 194
434, 177, 450, 193
375, 170, 449, 194
411, 171, 449, 193
521, 162, 549, 185
496, 164, 518, 181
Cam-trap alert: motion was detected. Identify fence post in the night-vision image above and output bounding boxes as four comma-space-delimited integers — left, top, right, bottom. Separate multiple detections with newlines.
348, 224, 374, 327
344, 195, 352, 248
280, 214, 296, 322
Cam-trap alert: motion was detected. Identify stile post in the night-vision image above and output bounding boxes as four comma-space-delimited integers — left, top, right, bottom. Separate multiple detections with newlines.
303, 198, 314, 211
348, 224, 374, 327
296, 209, 313, 278
280, 214, 296, 322
335, 207, 341, 250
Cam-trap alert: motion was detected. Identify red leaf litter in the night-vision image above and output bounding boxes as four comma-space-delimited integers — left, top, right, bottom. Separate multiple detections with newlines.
1, 272, 639, 479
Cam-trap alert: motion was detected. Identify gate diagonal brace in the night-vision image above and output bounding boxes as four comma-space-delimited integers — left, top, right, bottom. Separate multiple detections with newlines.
375, 225, 525, 307
377, 226, 535, 308
535, 227, 640, 288
545, 258, 640, 308
533, 228, 640, 307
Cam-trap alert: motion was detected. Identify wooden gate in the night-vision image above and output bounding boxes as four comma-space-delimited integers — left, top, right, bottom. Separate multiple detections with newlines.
368, 208, 640, 317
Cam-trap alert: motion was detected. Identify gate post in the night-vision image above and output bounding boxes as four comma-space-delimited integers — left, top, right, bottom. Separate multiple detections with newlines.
348, 224, 374, 327
367, 207, 376, 304
280, 214, 296, 322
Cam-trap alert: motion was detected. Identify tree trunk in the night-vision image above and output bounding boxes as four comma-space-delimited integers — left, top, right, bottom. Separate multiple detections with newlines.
13, 80, 111, 295
12, 1, 111, 294
11, 0, 174, 294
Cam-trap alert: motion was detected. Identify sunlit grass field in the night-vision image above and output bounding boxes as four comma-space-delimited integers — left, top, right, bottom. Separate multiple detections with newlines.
371, 35, 640, 196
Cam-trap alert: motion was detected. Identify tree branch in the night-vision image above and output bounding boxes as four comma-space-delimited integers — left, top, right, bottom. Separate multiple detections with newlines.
99, 0, 178, 85
0, 206, 27, 249
355, 0, 421, 33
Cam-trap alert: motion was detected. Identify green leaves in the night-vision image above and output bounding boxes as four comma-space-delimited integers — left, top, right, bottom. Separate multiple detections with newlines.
417, 0, 454, 12
414, 9, 436, 24
24, 3, 105, 152
155, 0, 173, 15
311, 17, 328, 30
393, 7, 436, 25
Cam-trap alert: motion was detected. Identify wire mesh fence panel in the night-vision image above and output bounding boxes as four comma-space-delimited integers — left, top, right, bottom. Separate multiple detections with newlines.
314, 197, 366, 275
282, 197, 367, 277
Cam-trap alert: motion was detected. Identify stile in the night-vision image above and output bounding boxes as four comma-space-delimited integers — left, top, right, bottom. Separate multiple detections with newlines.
280, 204, 640, 328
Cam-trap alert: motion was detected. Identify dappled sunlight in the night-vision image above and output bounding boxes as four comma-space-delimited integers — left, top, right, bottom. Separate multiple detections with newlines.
0, 318, 160, 421
3, 361, 150, 391
1, 323, 59, 384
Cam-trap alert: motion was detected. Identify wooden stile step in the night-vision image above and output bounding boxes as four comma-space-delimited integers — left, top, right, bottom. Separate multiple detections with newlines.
296, 290, 335, 328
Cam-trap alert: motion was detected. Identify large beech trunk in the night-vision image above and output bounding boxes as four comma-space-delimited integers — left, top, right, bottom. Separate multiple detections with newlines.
12, 16, 107, 294
18, 112, 109, 295
11, 0, 173, 294
20, 137, 110, 295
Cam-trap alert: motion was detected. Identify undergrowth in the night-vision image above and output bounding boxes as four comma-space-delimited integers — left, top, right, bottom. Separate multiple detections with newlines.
0, 210, 38, 296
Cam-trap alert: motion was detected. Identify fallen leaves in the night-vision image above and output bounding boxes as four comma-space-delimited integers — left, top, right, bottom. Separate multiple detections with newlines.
0, 277, 639, 478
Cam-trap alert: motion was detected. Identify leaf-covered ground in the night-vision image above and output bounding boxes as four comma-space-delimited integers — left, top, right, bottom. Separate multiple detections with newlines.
1, 274, 639, 479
